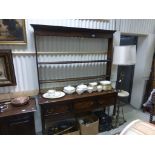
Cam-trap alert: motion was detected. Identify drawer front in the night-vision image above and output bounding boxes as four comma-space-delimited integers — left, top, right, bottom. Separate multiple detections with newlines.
8, 119, 35, 135
97, 96, 115, 106
73, 99, 94, 112
43, 104, 71, 116
0, 113, 35, 135
8, 114, 32, 123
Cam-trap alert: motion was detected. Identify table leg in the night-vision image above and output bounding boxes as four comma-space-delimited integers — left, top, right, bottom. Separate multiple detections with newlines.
113, 104, 116, 116
121, 106, 126, 124
115, 101, 120, 128
149, 102, 154, 123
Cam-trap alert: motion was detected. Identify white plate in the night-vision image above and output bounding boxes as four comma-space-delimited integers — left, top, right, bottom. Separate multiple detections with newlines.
42, 91, 65, 99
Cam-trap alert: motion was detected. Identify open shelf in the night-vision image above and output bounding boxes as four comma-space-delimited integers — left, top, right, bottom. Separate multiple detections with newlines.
39, 75, 109, 84
38, 59, 111, 65
31, 24, 115, 93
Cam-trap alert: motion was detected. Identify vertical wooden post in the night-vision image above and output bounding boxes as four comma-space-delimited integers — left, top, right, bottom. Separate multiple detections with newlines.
106, 37, 113, 80
34, 33, 41, 94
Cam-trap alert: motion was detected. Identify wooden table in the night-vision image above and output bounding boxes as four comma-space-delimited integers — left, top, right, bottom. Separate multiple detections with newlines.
0, 98, 36, 135
38, 90, 117, 134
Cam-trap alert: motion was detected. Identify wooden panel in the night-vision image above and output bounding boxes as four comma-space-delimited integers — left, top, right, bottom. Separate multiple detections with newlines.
7, 114, 35, 135
73, 99, 94, 111
106, 38, 113, 80
0, 113, 35, 135
97, 96, 115, 106
43, 104, 71, 116
0, 99, 36, 135
153, 81, 155, 88
31, 24, 115, 38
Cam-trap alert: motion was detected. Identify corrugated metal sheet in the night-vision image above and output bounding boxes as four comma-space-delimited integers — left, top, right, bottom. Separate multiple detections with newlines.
37, 36, 108, 53
38, 54, 107, 89
0, 55, 38, 93
36, 35, 108, 89
116, 19, 155, 34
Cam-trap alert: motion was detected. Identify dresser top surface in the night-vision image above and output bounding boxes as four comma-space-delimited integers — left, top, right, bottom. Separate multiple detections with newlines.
38, 90, 117, 105
0, 98, 36, 118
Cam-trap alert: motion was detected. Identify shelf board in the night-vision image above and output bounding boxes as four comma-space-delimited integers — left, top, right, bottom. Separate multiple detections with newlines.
39, 75, 109, 84
31, 24, 115, 38
38, 60, 111, 65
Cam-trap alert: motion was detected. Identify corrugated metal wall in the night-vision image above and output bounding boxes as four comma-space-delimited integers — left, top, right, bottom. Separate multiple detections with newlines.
37, 36, 108, 89
0, 19, 115, 93
0, 54, 38, 93
116, 19, 155, 34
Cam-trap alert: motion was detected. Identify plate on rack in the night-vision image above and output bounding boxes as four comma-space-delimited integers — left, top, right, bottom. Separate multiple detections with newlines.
42, 91, 65, 99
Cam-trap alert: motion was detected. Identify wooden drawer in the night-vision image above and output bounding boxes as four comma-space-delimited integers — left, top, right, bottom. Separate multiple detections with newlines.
0, 113, 35, 135
73, 99, 95, 112
43, 104, 71, 116
97, 96, 115, 106
7, 114, 31, 123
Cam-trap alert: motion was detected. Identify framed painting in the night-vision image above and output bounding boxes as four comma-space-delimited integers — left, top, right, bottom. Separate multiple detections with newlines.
0, 19, 27, 44
0, 50, 16, 86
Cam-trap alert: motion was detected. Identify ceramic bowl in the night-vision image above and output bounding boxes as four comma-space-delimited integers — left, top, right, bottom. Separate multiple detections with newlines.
87, 86, 94, 93
97, 85, 103, 92
89, 82, 98, 87
63, 85, 75, 94
102, 85, 112, 91
77, 84, 87, 91
76, 84, 87, 95
89, 82, 98, 91
76, 88, 85, 95
99, 80, 111, 85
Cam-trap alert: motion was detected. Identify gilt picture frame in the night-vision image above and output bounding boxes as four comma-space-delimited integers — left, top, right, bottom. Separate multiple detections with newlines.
0, 19, 27, 44
0, 50, 16, 86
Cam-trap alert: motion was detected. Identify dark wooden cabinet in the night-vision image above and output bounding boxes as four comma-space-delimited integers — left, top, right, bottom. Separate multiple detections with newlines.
144, 53, 155, 103
39, 90, 117, 134
143, 53, 155, 113
31, 24, 117, 134
0, 99, 36, 135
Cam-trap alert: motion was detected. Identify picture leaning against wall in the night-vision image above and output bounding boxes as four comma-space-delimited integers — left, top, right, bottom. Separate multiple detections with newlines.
0, 50, 16, 86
